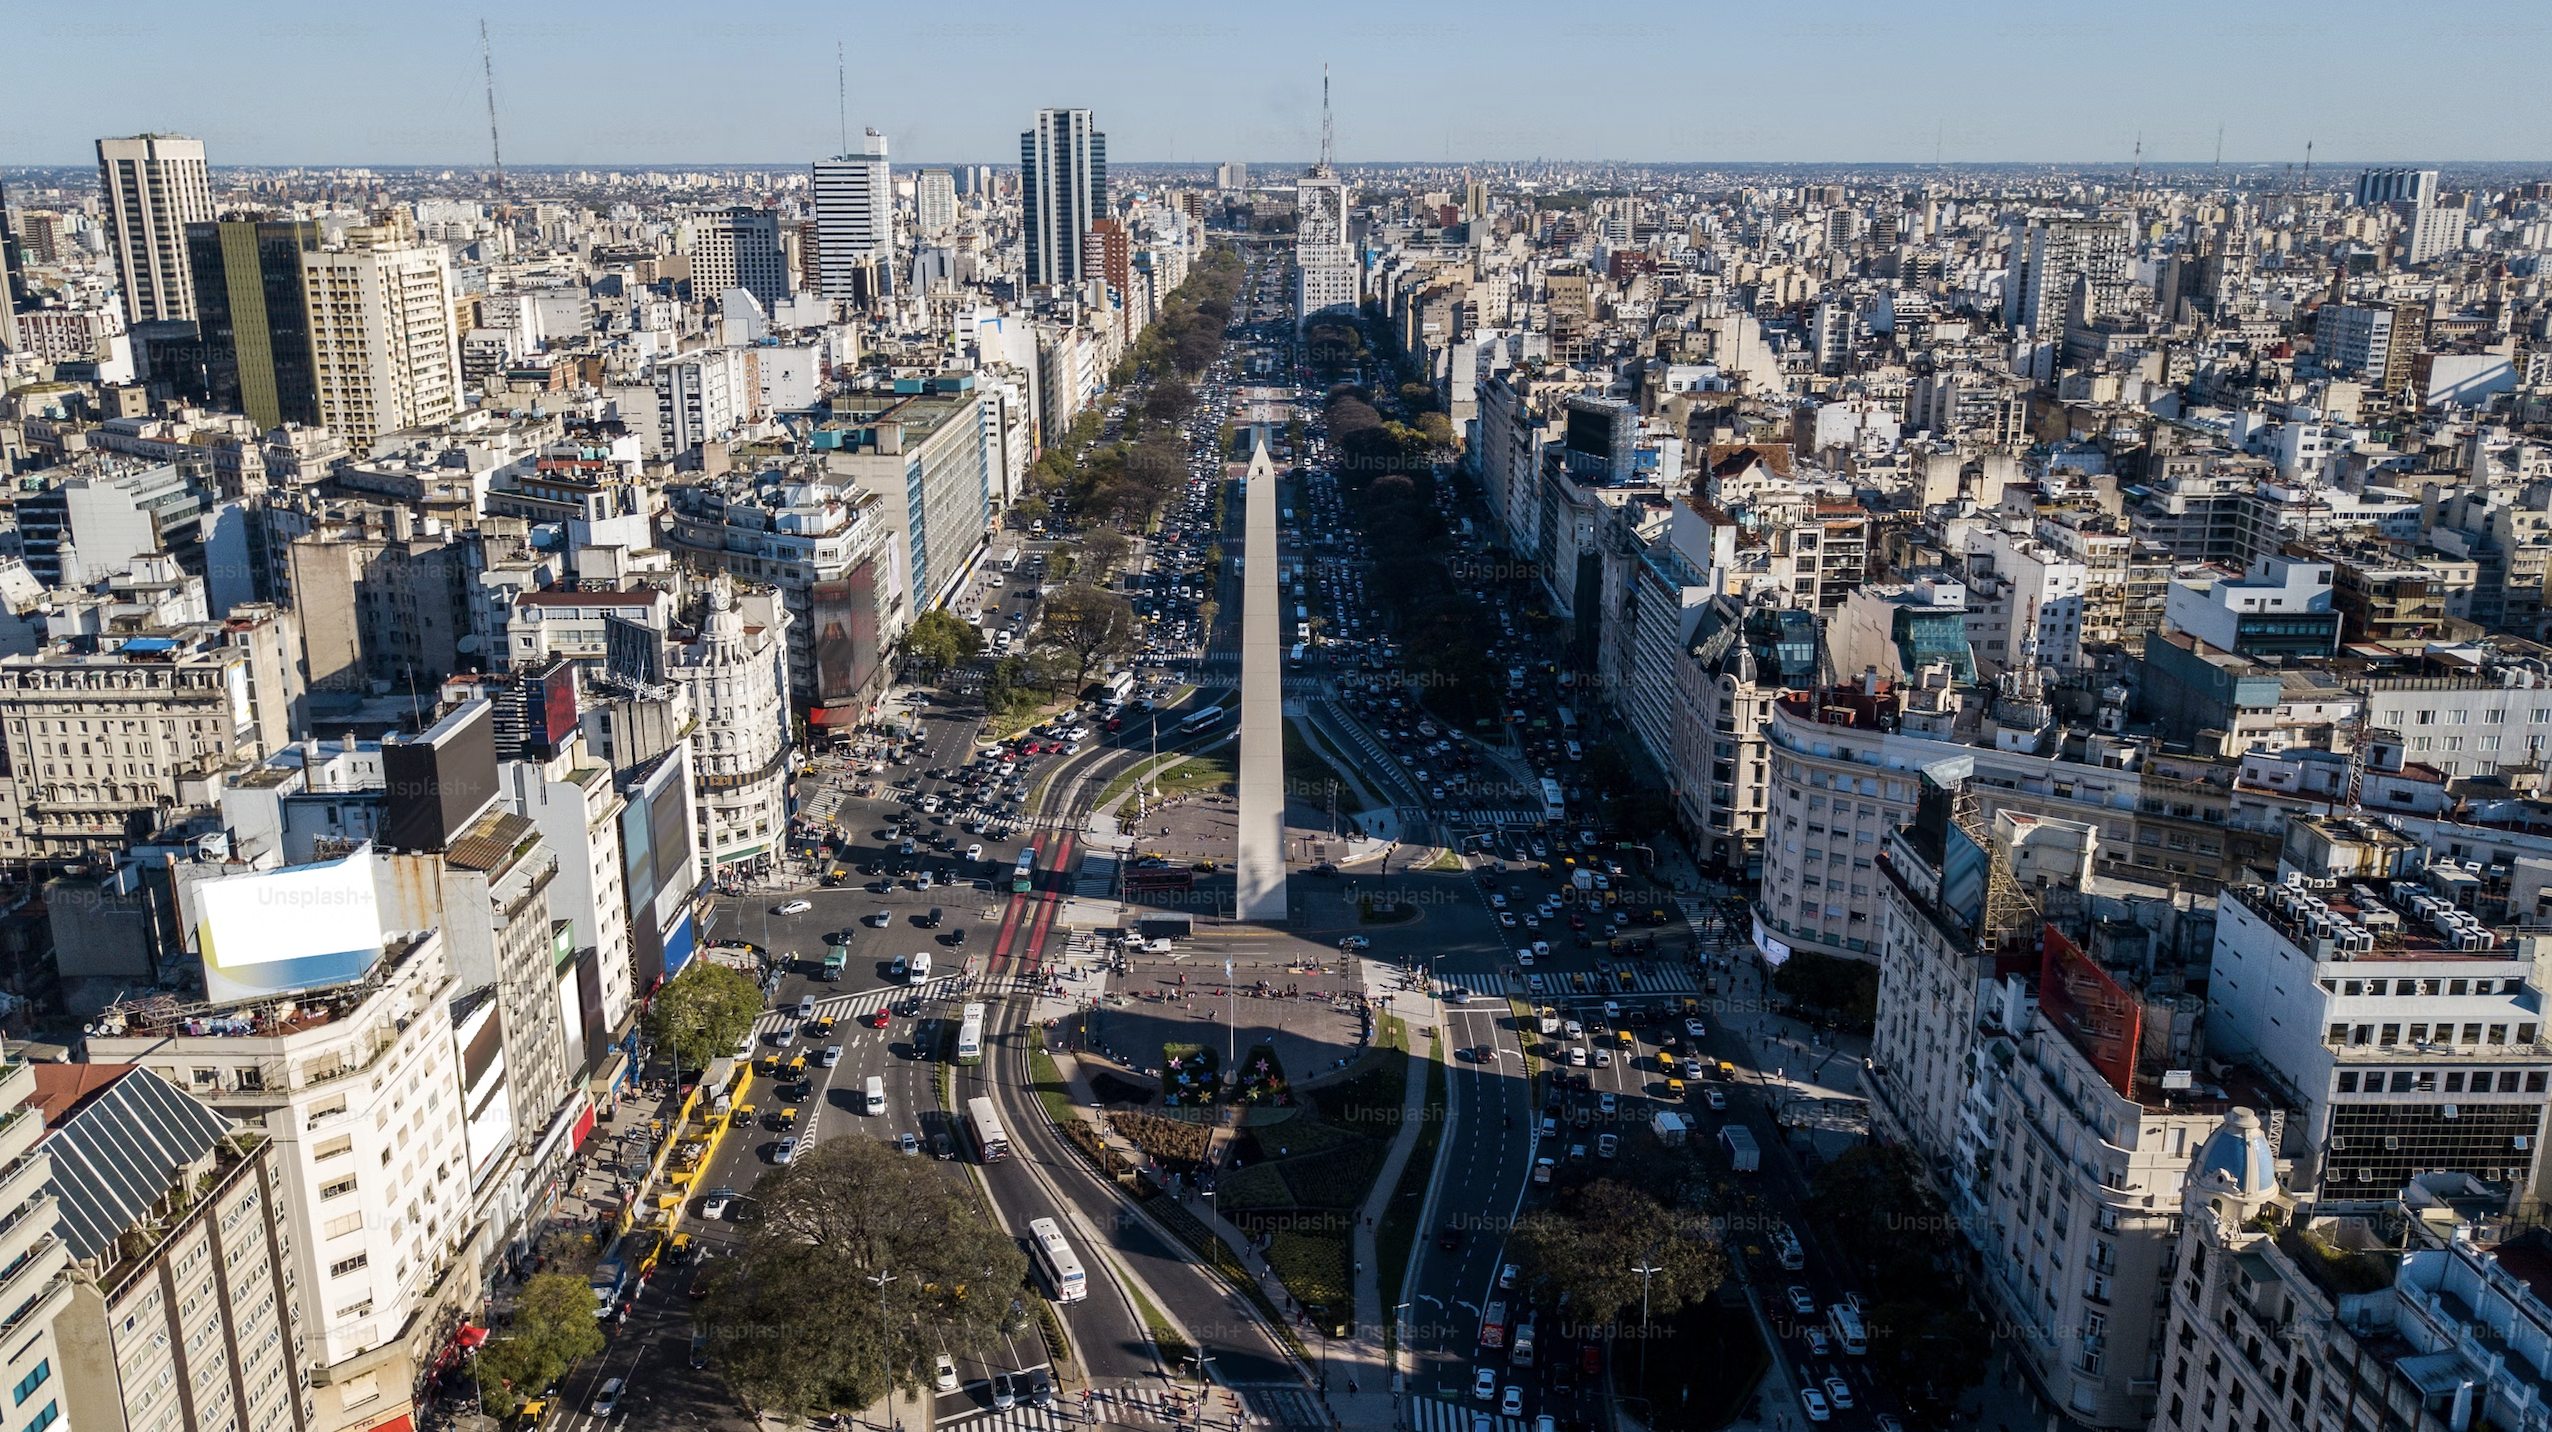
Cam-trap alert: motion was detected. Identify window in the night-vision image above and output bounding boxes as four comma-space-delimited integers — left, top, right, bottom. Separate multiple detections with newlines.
328, 1253, 369, 1278
20, 1402, 54, 1432
11, 1360, 47, 1405
319, 1177, 356, 1201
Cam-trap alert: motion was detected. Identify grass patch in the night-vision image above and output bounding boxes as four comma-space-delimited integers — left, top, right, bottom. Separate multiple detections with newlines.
1356, 895, 1420, 925
1264, 1224, 1354, 1334
1211, 1163, 1293, 1211
1377, 1035, 1447, 1324
1026, 1027, 1079, 1128
1124, 1277, 1192, 1369
1231, 1118, 1361, 1165
1156, 741, 1238, 799
1419, 848, 1465, 873
1275, 1141, 1388, 1208
1283, 718, 1370, 813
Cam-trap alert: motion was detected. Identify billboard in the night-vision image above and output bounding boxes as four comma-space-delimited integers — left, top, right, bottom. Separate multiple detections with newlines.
196, 848, 387, 1003
455, 994, 514, 1186
381, 699, 499, 853
537, 660, 579, 755
812, 560, 882, 706
2038, 923, 2141, 1099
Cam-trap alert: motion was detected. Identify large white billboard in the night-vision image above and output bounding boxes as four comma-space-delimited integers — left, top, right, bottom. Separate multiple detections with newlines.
196, 848, 387, 1003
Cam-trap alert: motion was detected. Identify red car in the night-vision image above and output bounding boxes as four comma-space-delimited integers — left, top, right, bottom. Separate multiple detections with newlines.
1580, 1343, 1600, 1375
867, 1008, 892, 1029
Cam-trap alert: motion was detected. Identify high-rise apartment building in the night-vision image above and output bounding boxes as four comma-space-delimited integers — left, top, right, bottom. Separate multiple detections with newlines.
96, 134, 213, 325
2007, 214, 2129, 340
689, 206, 790, 310
1215, 161, 1247, 192
2314, 301, 2396, 380
300, 224, 461, 446
187, 215, 324, 428
1296, 169, 1357, 318
813, 131, 892, 301
669, 577, 793, 875
916, 167, 957, 239
1021, 108, 1106, 290
2355, 167, 2440, 208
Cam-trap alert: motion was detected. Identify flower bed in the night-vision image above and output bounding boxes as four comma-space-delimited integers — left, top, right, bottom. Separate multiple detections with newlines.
1109, 1110, 1215, 1170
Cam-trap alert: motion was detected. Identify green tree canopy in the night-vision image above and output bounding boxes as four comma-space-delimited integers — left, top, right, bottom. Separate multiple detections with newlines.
1073, 530, 1130, 581
474, 1273, 603, 1417
902, 609, 985, 675
1508, 1179, 1726, 1324
703, 1136, 1032, 1417
646, 960, 763, 1075
1033, 585, 1141, 687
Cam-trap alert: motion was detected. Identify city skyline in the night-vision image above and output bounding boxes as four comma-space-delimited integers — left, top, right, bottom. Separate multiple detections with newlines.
12, 0, 2552, 169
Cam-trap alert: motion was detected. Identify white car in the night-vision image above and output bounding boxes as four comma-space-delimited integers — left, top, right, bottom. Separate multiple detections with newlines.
1531, 940, 1551, 959
777, 899, 812, 916
1823, 1375, 1854, 1410
1685, 1018, 1708, 1039
1500, 1387, 1523, 1417
773, 1136, 799, 1165
967, 843, 985, 862
934, 1354, 959, 1393
868, 910, 893, 927
1472, 1368, 1496, 1402
1799, 1388, 1831, 1423
1516, 947, 1534, 966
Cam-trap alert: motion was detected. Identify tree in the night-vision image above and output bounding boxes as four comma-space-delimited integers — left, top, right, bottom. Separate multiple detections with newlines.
1143, 378, 1196, 425
903, 609, 984, 675
474, 1274, 603, 1417
1033, 585, 1141, 688
1508, 1179, 1725, 1325
1013, 495, 1051, 527
646, 961, 763, 1076
1074, 530, 1130, 581
704, 1137, 1031, 1418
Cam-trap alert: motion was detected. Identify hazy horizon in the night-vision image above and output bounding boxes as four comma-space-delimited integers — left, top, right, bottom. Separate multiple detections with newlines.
11, 0, 2550, 171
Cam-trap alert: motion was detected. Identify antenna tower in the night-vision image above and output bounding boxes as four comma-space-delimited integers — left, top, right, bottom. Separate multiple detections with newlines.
2131, 131, 2142, 187
480, 20, 504, 201
2303, 139, 2313, 188
1319, 63, 1334, 174
837, 42, 848, 156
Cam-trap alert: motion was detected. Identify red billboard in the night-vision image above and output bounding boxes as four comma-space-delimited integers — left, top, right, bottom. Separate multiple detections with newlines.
2038, 923, 2141, 1099
538, 659, 579, 753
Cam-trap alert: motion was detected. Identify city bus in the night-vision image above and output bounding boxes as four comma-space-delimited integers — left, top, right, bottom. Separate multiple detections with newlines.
1539, 776, 1566, 824
1027, 1217, 1088, 1303
1013, 848, 1038, 894
1179, 705, 1226, 736
955, 1003, 985, 1065
966, 1096, 1011, 1163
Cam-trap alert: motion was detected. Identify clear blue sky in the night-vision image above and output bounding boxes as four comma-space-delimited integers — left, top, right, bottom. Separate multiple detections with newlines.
11, 0, 2550, 169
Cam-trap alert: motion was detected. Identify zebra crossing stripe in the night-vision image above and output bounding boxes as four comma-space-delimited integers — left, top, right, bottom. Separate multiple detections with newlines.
1407, 1398, 1527, 1432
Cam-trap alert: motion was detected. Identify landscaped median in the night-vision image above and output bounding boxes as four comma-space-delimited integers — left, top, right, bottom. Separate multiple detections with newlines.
1377, 1032, 1446, 1348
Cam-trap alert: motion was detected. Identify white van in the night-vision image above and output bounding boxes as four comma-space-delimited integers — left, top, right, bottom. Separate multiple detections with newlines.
908, 951, 932, 985
863, 1076, 886, 1115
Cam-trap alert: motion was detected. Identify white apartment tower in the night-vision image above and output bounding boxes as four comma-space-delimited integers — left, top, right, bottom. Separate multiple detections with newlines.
915, 167, 957, 239
96, 133, 213, 324
670, 576, 793, 874
1021, 108, 1106, 291
300, 226, 461, 446
813, 131, 892, 300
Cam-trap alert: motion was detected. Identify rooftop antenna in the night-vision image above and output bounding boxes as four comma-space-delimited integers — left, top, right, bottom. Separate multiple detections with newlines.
2213, 123, 2224, 171
1320, 63, 1334, 174
837, 42, 848, 157
2303, 138, 2313, 188
2131, 131, 2142, 187
479, 19, 504, 201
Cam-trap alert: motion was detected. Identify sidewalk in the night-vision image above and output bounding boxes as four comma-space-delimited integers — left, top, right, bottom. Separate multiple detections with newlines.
1331, 961, 1440, 1430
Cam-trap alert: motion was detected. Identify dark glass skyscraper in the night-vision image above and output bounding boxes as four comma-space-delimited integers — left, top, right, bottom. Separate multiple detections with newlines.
185, 217, 322, 429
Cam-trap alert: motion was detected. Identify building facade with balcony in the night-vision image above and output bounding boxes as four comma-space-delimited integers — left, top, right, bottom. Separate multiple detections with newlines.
85, 929, 479, 1432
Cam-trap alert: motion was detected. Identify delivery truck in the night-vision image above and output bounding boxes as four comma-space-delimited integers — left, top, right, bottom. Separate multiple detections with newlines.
1720, 1124, 1760, 1172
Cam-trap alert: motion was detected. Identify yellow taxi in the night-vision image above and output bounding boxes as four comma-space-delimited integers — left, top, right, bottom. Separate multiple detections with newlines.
1666, 1077, 1686, 1099
728, 1103, 757, 1129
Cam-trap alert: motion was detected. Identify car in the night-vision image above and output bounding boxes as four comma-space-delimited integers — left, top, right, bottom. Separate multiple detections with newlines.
591, 1380, 624, 1416
1500, 1387, 1524, 1416
1439, 1223, 1464, 1251
773, 1136, 799, 1165
1596, 1132, 1618, 1158
1823, 1375, 1854, 1410
777, 899, 812, 916
1026, 1370, 1055, 1409
797, 995, 817, 1019
1602, 1000, 1620, 1020
1498, 1262, 1518, 1290
1787, 1285, 1817, 1315
966, 843, 985, 862
1498, 912, 1518, 928
1472, 1368, 1497, 1402
700, 1185, 736, 1220
1705, 1088, 1728, 1111
1685, 1018, 1708, 1039
898, 1132, 921, 1156
930, 1131, 953, 1159
868, 910, 893, 927
1489, 894, 1507, 910
1804, 1327, 1831, 1357
691, 1331, 711, 1368
1686, 1057, 1707, 1079
1563, 1019, 1584, 1038
867, 1008, 891, 1029
1799, 1388, 1831, 1423
1338, 935, 1371, 951
990, 1373, 1017, 1410
1515, 945, 1533, 964
934, 1354, 960, 1393
1598, 1093, 1618, 1116
822, 1044, 844, 1067
1536, 1418, 1557, 1432
1566, 1046, 1587, 1067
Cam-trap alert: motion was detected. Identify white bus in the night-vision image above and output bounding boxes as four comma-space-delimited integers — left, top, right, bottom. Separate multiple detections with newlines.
1027, 1217, 1088, 1303
955, 1003, 985, 1065
1179, 706, 1226, 735
1828, 1300, 1867, 1356
1538, 776, 1566, 824
966, 1096, 1011, 1163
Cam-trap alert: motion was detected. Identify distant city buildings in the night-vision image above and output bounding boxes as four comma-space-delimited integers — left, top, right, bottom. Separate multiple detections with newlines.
96, 133, 212, 325
814, 129, 892, 303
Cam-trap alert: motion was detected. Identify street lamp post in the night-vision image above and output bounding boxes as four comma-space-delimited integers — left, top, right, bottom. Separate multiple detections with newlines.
869, 1269, 898, 1427
1631, 1257, 1664, 1394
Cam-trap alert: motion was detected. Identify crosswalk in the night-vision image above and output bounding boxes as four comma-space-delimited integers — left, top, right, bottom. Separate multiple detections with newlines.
1408, 1397, 1529, 1432
1436, 965, 1702, 999
750, 975, 969, 1037
934, 1383, 1297, 1432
